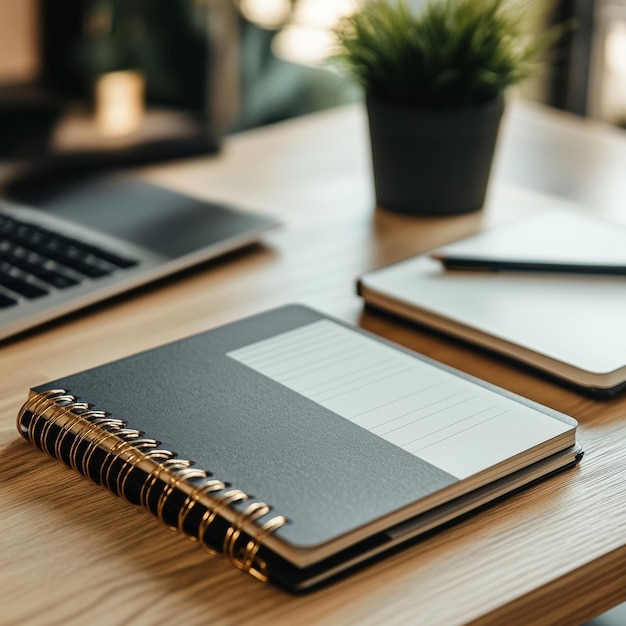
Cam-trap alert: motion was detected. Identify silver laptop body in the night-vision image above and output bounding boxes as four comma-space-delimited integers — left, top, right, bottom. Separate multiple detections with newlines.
0, 176, 278, 341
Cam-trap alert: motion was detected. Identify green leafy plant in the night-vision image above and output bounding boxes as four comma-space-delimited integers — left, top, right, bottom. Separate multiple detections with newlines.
334, 0, 564, 109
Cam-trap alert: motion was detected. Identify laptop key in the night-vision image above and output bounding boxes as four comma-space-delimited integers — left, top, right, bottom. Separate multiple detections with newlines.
3, 237, 113, 278
0, 250, 80, 289
53, 235, 139, 269
1, 215, 135, 278
0, 293, 18, 308
39, 241, 115, 277
0, 266, 48, 299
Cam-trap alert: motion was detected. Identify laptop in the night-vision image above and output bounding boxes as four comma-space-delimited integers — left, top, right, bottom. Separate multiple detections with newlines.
0, 176, 278, 341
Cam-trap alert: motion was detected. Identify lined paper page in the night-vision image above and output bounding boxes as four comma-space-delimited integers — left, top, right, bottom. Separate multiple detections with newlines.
228, 320, 571, 478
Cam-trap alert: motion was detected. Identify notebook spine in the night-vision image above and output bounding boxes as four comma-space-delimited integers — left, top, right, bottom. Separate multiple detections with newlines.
17, 389, 288, 583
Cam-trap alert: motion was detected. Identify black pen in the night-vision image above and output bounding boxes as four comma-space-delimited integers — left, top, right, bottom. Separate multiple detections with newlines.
430, 252, 626, 276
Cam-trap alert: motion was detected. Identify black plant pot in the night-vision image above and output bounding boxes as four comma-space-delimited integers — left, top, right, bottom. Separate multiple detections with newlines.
366, 96, 504, 216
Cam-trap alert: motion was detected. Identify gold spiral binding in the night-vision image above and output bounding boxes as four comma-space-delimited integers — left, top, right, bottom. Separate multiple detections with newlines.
241, 514, 289, 582
223, 501, 271, 569
139, 454, 176, 510
81, 417, 125, 481
101, 436, 136, 491
39, 399, 85, 456
68, 410, 108, 472
116, 438, 160, 499
156, 466, 208, 531
17, 389, 290, 583
197, 489, 249, 556
116, 444, 149, 503
53, 402, 90, 461
177, 479, 226, 539
22, 391, 72, 447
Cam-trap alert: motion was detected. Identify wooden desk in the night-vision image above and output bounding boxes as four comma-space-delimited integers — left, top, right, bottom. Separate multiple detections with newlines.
1, 100, 625, 625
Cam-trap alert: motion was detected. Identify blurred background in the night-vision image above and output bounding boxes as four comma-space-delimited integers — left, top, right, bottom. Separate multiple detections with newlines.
0, 0, 356, 168
0, 2, 625, 623
1, 0, 625, 174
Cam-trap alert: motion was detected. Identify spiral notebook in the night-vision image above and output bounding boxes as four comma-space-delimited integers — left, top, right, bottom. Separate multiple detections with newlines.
17, 305, 581, 590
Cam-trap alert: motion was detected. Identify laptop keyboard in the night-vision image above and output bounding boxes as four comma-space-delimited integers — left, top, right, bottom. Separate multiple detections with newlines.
0, 214, 139, 308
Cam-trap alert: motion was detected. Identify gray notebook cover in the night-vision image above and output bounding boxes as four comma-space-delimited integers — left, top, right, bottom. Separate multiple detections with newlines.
35, 305, 459, 550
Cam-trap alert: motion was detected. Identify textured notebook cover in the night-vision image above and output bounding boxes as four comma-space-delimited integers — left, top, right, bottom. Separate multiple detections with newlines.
35, 305, 458, 550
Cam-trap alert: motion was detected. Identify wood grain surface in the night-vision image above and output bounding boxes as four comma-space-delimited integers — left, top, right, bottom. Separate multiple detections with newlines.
1, 101, 626, 625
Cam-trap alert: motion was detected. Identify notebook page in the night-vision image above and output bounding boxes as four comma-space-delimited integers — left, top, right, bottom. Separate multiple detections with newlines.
228, 320, 570, 479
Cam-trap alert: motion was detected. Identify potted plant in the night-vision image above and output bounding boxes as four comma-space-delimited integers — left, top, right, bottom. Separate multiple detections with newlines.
334, 0, 563, 216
